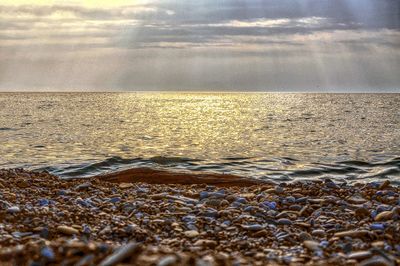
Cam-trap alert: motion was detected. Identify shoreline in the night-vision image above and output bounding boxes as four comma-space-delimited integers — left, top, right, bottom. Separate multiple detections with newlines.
95, 167, 274, 187
0, 168, 399, 265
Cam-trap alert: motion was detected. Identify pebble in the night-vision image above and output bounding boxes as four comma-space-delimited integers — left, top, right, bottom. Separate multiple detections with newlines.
242, 224, 264, 231
375, 211, 393, 221
303, 240, 320, 251
75, 182, 91, 191
199, 191, 209, 199
41, 246, 55, 261
108, 197, 121, 203
334, 230, 370, 238
235, 197, 247, 204
119, 183, 134, 189
299, 232, 312, 241
370, 223, 385, 230
359, 255, 393, 266
75, 254, 95, 266
184, 230, 199, 238
38, 199, 50, 207
262, 201, 277, 210
312, 229, 326, 237
274, 186, 284, 194
348, 196, 368, 204
157, 255, 178, 266
99, 242, 141, 266
355, 207, 370, 218
193, 240, 217, 248
16, 179, 29, 188
277, 218, 292, 225
7, 206, 20, 213
347, 250, 373, 260
57, 225, 79, 235
325, 180, 339, 189
379, 180, 391, 190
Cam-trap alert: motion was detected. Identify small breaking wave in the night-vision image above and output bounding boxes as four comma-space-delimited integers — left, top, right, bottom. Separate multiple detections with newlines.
31, 154, 400, 184
38, 156, 204, 178
149, 156, 202, 165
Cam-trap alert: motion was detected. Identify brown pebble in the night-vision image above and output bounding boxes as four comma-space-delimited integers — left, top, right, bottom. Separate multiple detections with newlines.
184, 230, 199, 238
355, 207, 370, 218
119, 183, 134, 189
334, 230, 370, 238
253, 230, 269, 237
57, 225, 80, 235
16, 179, 29, 188
379, 180, 390, 190
193, 239, 217, 248
374, 211, 393, 221
303, 240, 320, 251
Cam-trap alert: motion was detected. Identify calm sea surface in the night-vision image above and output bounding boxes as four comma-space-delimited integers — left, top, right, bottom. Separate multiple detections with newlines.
0, 92, 399, 183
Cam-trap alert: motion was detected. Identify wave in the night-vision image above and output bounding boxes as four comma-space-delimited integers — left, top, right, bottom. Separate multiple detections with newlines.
38, 156, 203, 178
149, 156, 202, 165
336, 157, 400, 167
37, 156, 144, 177
34, 155, 400, 183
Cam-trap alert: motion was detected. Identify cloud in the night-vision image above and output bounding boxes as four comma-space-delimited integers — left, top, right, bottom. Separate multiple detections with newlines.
0, 0, 399, 91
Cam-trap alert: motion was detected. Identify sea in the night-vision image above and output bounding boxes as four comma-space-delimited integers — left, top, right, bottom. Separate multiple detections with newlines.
0, 92, 399, 184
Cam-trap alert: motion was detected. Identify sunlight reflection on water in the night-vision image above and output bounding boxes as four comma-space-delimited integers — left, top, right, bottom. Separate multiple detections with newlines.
0, 92, 399, 182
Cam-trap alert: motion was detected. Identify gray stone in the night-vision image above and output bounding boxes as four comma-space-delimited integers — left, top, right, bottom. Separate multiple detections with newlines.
7, 206, 20, 213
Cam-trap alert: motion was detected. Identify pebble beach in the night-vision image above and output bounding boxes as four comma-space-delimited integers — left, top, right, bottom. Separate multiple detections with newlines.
0, 168, 399, 265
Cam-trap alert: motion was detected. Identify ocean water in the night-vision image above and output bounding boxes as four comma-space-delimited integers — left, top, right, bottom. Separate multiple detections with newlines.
0, 92, 399, 183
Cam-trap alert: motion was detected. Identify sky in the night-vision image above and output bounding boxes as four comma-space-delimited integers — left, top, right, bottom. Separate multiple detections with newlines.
0, 0, 399, 92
